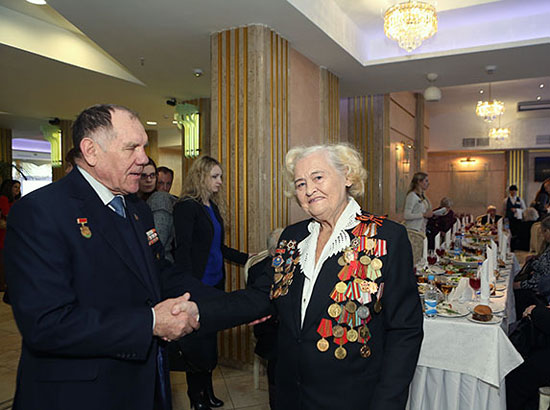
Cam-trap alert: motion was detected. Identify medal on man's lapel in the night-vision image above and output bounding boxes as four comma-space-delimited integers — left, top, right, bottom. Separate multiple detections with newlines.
77, 218, 92, 239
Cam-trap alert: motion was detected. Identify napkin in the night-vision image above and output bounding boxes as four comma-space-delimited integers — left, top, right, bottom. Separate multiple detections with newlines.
490, 240, 497, 281
457, 218, 462, 231
423, 237, 428, 261
497, 217, 503, 235
434, 232, 441, 250
445, 230, 451, 249
500, 232, 508, 260
452, 222, 457, 235
480, 259, 490, 304
449, 277, 473, 303
486, 244, 496, 284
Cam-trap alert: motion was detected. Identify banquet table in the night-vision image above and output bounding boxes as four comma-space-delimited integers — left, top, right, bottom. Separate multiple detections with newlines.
406, 255, 523, 410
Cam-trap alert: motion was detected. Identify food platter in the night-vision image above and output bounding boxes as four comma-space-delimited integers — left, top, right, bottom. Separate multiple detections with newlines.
467, 314, 502, 325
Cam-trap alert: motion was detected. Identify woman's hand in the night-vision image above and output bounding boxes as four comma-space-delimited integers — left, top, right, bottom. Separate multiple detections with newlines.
523, 304, 537, 318
424, 210, 433, 218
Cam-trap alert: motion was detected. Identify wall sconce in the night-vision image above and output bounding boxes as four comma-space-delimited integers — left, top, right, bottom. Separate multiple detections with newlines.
401, 141, 415, 150
460, 157, 476, 164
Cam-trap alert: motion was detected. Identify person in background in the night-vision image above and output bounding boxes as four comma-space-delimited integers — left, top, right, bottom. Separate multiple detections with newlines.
533, 178, 550, 220
0, 179, 21, 292
513, 207, 540, 251
477, 205, 502, 225
246, 227, 283, 410
506, 304, 550, 410
504, 184, 526, 238
426, 197, 456, 249
403, 172, 432, 233
171, 155, 249, 410
64, 147, 80, 174
138, 157, 157, 202
157, 166, 174, 194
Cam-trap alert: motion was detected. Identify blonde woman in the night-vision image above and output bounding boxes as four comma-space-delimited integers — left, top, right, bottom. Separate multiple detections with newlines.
403, 172, 432, 232
171, 155, 248, 410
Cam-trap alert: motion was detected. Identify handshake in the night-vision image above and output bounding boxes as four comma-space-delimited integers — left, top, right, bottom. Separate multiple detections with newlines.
153, 293, 200, 341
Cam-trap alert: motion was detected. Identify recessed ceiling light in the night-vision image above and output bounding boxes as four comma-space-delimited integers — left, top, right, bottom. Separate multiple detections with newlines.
537, 96, 542, 101
26, 0, 47, 4
146, 121, 157, 126
540, 84, 545, 88
479, 89, 484, 94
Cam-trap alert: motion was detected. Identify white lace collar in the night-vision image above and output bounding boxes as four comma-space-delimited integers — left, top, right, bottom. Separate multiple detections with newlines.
297, 198, 362, 279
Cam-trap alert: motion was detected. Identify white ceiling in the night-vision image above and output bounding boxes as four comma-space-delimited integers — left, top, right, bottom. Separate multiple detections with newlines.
0, 0, 549, 144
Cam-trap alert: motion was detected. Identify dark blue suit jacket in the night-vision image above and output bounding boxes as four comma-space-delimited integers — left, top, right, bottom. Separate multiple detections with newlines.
4, 169, 206, 410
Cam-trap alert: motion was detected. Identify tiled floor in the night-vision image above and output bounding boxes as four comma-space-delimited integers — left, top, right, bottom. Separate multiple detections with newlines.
0, 294, 270, 410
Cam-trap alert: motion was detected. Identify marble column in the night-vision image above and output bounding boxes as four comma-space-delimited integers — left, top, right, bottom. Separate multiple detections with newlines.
343, 95, 390, 215
211, 24, 290, 364
506, 150, 526, 198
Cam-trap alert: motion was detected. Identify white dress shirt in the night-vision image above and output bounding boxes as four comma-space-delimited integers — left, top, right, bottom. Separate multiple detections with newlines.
297, 198, 361, 326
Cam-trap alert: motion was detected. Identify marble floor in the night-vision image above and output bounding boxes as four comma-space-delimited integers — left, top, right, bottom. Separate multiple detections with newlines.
0, 294, 270, 410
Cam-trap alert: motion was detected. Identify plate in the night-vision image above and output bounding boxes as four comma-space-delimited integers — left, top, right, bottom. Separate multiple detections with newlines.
495, 284, 506, 292
427, 266, 446, 275
467, 302, 505, 314
467, 314, 502, 325
447, 258, 483, 268
437, 303, 469, 318
490, 291, 504, 299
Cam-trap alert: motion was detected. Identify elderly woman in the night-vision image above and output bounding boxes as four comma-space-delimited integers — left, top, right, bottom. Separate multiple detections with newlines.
186, 143, 423, 410
426, 197, 456, 249
403, 172, 432, 232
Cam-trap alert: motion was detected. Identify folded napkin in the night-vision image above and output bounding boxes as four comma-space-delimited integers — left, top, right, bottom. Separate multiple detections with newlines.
500, 232, 509, 261
434, 232, 441, 250
445, 230, 451, 249
480, 259, 490, 304
449, 277, 473, 303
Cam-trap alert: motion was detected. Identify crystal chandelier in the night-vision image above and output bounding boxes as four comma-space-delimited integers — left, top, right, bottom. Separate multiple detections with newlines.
476, 77, 504, 122
384, 1, 438, 52
488, 127, 510, 140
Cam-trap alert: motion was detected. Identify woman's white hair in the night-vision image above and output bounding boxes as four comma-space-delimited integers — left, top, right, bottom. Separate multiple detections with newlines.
284, 143, 366, 199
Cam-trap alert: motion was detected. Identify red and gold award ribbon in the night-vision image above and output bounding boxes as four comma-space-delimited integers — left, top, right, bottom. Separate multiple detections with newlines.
316, 318, 333, 352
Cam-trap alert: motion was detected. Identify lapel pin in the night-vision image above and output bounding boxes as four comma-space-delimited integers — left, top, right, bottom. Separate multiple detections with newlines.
77, 218, 92, 239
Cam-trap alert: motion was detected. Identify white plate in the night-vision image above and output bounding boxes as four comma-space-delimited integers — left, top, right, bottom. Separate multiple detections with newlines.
427, 266, 446, 275
448, 259, 483, 268
495, 284, 506, 292
467, 314, 502, 325
467, 302, 505, 314
490, 291, 504, 299
437, 303, 469, 318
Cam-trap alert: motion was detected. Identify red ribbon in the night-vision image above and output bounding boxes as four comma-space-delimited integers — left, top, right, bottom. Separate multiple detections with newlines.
356, 214, 387, 227
317, 318, 333, 338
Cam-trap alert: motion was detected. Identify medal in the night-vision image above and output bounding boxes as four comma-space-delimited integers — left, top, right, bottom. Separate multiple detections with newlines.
77, 218, 92, 239
366, 238, 376, 252
334, 346, 347, 360
347, 328, 358, 342
272, 255, 284, 269
133, 213, 139, 221
332, 325, 344, 338
317, 338, 329, 352
274, 273, 283, 284
335, 281, 347, 294
374, 299, 382, 313
351, 237, 360, 248
338, 256, 346, 266
359, 255, 371, 265
360, 344, 371, 358
328, 303, 342, 318
281, 287, 289, 297
359, 325, 370, 339
343, 247, 355, 263
357, 305, 370, 319
345, 300, 357, 314
371, 258, 383, 270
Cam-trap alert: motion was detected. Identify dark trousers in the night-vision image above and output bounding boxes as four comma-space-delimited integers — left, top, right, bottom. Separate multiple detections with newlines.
186, 371, 213, 401
507, 347, 550, 410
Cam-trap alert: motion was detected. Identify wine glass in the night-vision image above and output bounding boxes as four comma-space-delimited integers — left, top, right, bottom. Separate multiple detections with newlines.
436, 248, 445, 258
427, 250, 437, 265
440, 279, 454, 302
469, 274, 481, 301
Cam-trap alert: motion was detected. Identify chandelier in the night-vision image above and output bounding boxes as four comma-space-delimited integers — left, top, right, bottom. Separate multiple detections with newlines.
488, 127, 510, 140
475, 75, 504, 122
384, 1, 438, 52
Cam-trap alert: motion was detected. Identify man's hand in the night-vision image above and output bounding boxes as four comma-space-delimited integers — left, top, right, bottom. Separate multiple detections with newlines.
153, 293, 199, 341
523, 304, 537, 318
248, 315, 272, 326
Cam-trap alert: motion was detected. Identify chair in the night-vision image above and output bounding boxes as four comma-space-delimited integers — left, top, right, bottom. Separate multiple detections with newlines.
243, 249, 269, 389
406, 229, 426, 266
539, 386, 550, 410
530, 222, 544, 255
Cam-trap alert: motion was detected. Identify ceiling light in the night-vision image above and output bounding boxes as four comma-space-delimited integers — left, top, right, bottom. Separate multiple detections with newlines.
489, 127, 510, 141
193, 68, 203, 78
475, 66, 504, 123
479, 89, 484, 94
146, 121, 157, 126
423, 73, 441, 101
26, 0, 47, 4
540, 84, 545, 88
384, 1, 438, 52
537, 96, 542, 101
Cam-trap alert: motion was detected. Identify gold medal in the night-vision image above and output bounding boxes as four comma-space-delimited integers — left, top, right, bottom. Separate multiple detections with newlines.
273, 287, 282, 299
274, 273, 283, 284
317, 338, 329, 352
359, 325, 370, 339
80, 226, 92, 239
360, 281, 370, 293
281, 287, 289, 296
347, 328, 358, 342
374, 299, 382, 313
338, 256, 346, 266
328, 303, 342, 318
359, 255, 371, 265
332, 325, 344, 338
335, 281, 347, 294
343, 248, 355, 263
371, 258, 383, 270
334, 346, 347, 360
360, 344, 371, 358
345, 300, 357, 314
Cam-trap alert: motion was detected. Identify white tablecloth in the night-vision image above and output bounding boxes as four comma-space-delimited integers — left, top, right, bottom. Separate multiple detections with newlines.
408, 255, 523, 409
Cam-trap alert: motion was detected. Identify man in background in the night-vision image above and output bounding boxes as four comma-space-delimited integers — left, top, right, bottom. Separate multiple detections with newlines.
5, 104, 200, 410
157, 166, 174, 194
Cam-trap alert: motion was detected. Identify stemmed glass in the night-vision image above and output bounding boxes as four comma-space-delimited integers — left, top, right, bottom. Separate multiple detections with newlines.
469, 273, 481, 301
440, 278, 453, 302
427, 250, 437, 265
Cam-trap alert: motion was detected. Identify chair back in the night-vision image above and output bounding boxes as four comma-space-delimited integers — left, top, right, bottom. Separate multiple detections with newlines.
243, 249, 270, 283
406, 229, 426, 266
530, 222, 545, 254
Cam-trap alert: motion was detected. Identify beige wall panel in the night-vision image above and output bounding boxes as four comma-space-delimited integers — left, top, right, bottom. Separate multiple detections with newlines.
391, 91, 416, 115
389, 99, 415, 139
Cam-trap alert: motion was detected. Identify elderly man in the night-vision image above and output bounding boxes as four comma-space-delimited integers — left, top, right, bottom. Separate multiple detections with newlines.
478, 205, 502, 225
5, 104, 202, 410
157, 166, 174, 193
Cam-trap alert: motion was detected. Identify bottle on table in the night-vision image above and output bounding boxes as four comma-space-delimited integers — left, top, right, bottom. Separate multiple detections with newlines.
424, 274, 438, 318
